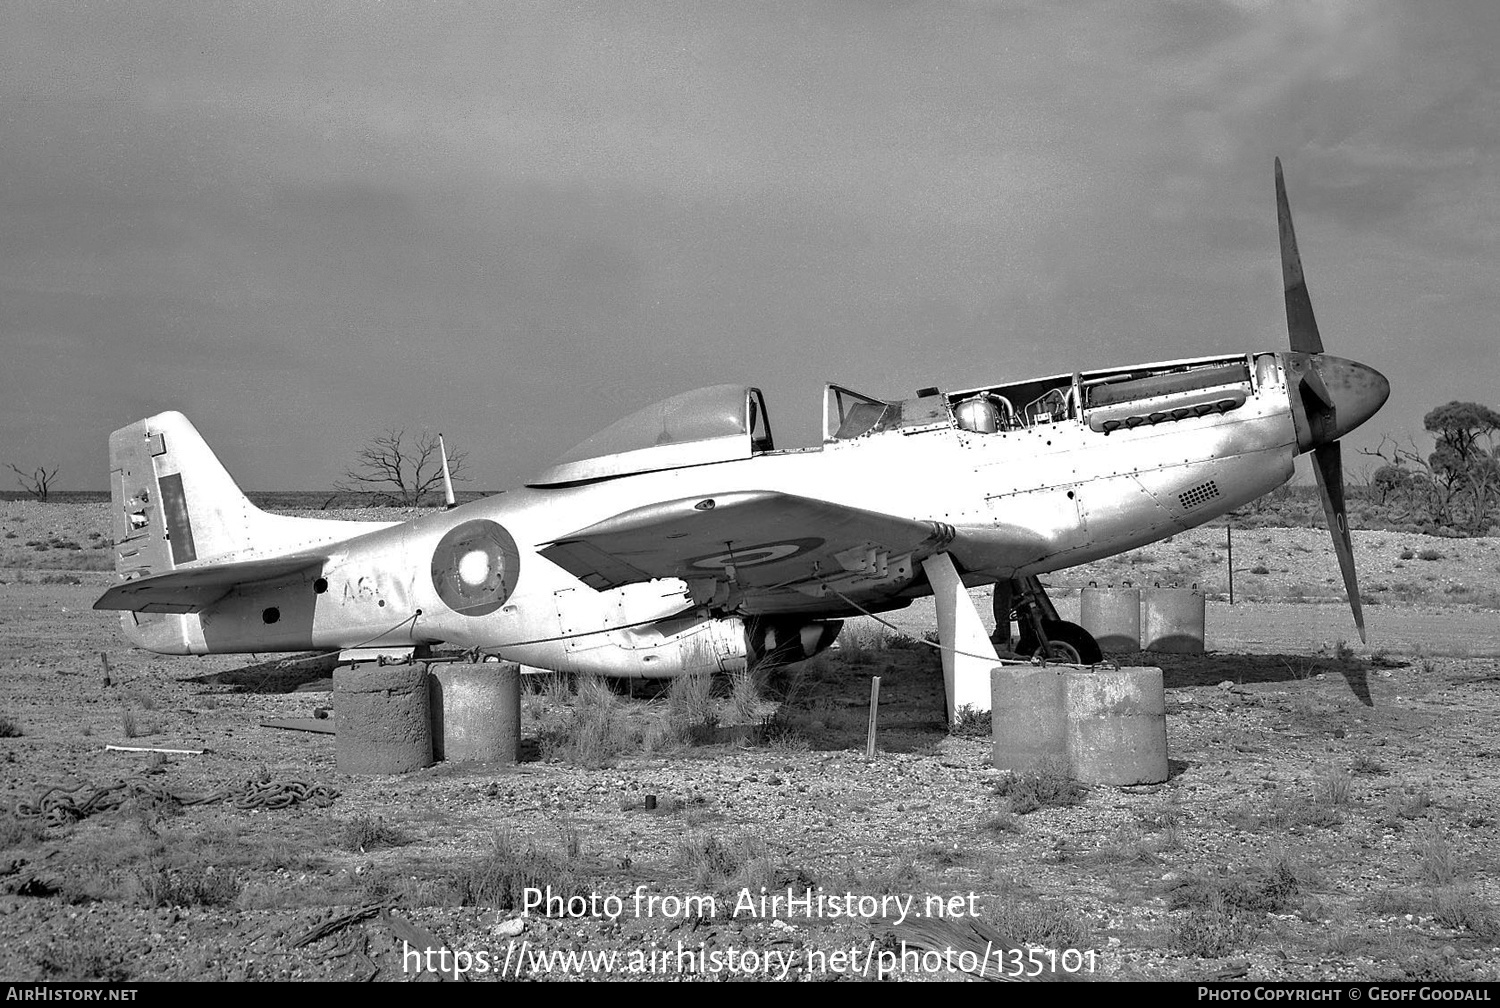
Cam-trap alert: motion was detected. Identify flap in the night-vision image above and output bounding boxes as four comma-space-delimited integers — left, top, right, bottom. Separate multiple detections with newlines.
93, 553, 326, 614
539, 490, 955, 593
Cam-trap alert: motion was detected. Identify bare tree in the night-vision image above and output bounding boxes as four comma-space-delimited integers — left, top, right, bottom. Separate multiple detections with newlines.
8, 463, 59, 502
333, 429, 468, 507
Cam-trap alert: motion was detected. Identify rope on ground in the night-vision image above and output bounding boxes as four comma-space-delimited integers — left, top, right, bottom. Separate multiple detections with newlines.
14, 771, 339, 826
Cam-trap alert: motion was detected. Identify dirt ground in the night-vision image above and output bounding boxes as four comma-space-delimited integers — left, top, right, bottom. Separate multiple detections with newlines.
1, 504, 1499, 982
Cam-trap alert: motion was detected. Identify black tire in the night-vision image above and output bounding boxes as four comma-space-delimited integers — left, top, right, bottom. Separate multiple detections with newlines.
1016, 619, 1103, 665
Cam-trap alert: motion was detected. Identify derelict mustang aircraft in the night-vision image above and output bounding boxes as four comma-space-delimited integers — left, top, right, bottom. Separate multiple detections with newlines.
95, 161, 1388, 721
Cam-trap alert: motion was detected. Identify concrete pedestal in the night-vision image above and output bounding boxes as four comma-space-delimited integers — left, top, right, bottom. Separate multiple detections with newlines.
334, 662, 433, 775
428, 661, 521, 764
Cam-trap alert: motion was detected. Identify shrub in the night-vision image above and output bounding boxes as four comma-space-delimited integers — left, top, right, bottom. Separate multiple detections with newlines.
1417, 827, 1459, 886
728, 669, 762, 722
337, 816, 412, 852
992, 758, 1087, 814
1432, 888, 1500, 939
1389, 785, 1433, 821
34, 930, 132, 982
0, 813, 43, 849
1173, 894, 1252, 958
534, 674, 642, 768
674, 833, 813, 897
134, 862, 242, 908
666, 672, 718, 745
451, 831, 589, 911
986, 898, 1091, 949
1314, 766, 1354, 806
1168, 854, 1310, 915
950, 705, 991, 738
980, 811, 1022, 836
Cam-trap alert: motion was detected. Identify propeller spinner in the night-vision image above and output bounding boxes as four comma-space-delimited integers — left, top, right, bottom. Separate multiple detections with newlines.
1275, 158, 1390, 643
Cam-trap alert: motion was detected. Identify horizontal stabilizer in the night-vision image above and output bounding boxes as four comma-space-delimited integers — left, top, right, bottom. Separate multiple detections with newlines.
93, 553, 326, 614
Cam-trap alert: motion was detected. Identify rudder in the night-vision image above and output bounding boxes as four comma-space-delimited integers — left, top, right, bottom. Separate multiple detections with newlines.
111, 411, 273, 579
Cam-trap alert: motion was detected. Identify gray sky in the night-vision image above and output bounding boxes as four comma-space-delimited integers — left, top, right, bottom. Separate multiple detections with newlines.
3, 1, 1497, 491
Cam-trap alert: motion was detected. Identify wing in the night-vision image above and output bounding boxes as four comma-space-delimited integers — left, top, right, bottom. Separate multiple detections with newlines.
93, 553, 325, 614
538, 490, 956, 613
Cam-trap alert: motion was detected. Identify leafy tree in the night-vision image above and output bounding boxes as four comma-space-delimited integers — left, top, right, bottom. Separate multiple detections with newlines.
1425, 402, 1500, 532
333, 429, 468, 507
8, 463, 59, 502
1362, 401, 1500, 534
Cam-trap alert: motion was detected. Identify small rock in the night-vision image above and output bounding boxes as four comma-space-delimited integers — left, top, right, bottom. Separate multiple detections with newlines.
494, 917, 526, 938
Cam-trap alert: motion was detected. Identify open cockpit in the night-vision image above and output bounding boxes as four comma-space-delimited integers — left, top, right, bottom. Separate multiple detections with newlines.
820, 353, 1267, 445
945, 352, 1266, 436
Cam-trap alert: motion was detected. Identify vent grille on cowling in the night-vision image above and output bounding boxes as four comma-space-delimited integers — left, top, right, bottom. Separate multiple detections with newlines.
1178, 480, 1221, 510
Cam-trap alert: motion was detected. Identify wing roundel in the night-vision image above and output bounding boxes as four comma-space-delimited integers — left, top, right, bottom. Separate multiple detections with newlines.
430, 519, 520, 616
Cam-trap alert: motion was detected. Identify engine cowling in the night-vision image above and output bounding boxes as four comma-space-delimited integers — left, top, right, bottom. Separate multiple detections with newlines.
563, 613, 749, 679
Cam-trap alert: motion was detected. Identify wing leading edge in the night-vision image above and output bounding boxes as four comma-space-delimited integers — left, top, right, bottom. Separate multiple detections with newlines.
539, 490, 956, 611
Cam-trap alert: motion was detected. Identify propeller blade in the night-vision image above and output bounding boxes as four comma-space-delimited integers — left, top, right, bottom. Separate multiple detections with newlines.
1276, 157, 1324, 355
1311, 440, 1365, 643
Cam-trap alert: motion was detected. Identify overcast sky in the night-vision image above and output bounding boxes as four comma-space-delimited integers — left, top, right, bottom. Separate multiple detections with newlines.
3, 1, 1496, 491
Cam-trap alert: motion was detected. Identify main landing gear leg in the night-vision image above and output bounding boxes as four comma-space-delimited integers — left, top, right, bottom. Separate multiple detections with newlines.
1009, 575, 1103, 666
991, 580, 1015, 652
920, 552, 999, 725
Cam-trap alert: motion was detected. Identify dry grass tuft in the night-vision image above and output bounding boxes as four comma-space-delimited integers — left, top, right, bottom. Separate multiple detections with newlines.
666, 672, 719, 744
992, 758, 1087, 814
133, 861, 242, 908
1416, 826, 1460, 886
1168, 853, 1315, 918
450, 830, 590, 911
949, 704, 992, 737
1173, 891, 1254, 958
673, 832, 814, 899
1314, 765, 1355, 806
337, 815, 412, 852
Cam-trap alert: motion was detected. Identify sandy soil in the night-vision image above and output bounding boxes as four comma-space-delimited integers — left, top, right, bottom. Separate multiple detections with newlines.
1, 505, 1498, 983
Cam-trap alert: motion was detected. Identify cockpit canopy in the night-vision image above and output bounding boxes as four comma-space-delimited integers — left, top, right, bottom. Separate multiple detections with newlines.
530, 384, 772, 487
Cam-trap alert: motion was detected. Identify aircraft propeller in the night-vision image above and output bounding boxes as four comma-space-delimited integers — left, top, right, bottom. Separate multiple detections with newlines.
1275, 158, 1389, 644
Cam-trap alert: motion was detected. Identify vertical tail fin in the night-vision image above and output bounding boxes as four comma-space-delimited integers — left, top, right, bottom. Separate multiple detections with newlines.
107, 411, 401, 655
109, 411, 255, 653
109, 411, 396, 581
110, 411, 256, 579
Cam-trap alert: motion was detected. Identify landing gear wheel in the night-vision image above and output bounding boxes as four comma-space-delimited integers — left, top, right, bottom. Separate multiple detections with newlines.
1016, 619, 1103, 665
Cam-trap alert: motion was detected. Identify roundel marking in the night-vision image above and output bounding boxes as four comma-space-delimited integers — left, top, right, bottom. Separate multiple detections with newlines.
430, 519, 520, 617
686, 537, 825, 570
